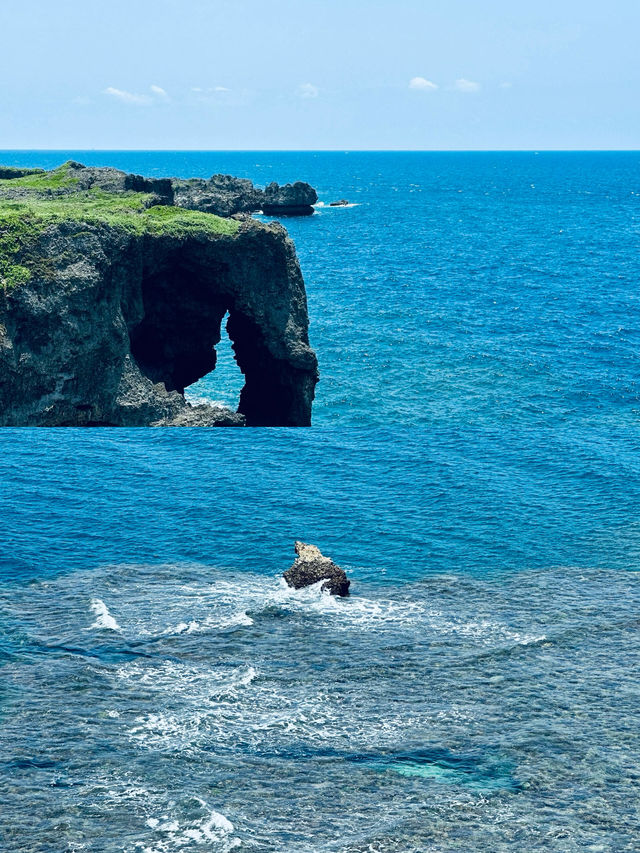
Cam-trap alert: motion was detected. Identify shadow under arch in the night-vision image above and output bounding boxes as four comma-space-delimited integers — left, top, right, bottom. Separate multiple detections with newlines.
127, 231, 318, 426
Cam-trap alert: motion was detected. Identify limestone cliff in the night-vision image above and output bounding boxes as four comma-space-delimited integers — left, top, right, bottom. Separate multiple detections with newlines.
0, 163, 319, 426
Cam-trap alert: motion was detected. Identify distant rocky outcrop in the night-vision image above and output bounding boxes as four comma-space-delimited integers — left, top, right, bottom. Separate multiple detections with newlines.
283, 542, 350, 596
0, 162, 319, 426
262, 182, 318, 216
173, 175, 318, 217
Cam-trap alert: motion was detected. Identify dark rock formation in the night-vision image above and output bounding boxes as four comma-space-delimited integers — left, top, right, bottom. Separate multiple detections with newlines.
0, 163, 318, 218
173, 175, 318, 218
173, 174, 263, 217
283, 542, 350, 596
0, 164, 319, 427
0, 167, 45, 180
262, 182, 318, 216
64, 161, 175, 203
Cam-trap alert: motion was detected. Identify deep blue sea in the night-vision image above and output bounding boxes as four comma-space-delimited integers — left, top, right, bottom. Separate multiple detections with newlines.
1, 152, 640, 851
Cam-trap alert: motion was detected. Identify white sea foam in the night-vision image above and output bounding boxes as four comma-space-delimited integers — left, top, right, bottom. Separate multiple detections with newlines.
136, 811, 241, 853
202, 808, 234, 837
182, 391, 235, 408
314, 201, 360, 209
122, 662, 259, 751
425, 610, 546, 648
265, 577, 423, 629
89, 598, 121, 631
159, 611, 254, 637
139, 802, 238, 853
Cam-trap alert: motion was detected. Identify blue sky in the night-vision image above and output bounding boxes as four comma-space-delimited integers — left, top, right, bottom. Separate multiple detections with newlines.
1, 0, 639, 149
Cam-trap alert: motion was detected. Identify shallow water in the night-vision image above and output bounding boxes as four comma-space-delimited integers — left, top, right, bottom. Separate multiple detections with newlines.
2, 558, 639, 851
1, 429, 640, 850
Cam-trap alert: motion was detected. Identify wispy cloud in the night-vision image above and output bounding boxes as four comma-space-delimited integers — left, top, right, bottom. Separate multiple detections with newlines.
409, 77, 438, 91
454, 78, 481, 93
104, 87, 151, 105
150, 84, 169, 100
192, 86, 230, 94
297, 83, 319, 99
104, 85, 170, 105
499, 81, 513, 90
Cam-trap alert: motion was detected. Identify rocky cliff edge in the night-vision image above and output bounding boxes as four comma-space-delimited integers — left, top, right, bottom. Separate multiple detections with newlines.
0, 162, 319, 426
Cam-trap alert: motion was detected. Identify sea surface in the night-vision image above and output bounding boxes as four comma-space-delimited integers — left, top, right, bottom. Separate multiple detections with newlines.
1, 152, 640, 851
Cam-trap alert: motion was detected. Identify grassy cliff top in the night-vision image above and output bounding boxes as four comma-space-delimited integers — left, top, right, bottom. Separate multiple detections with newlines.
0, 163, 240, 290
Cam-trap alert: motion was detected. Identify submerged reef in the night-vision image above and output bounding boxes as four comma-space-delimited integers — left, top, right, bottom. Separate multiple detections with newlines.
283, 541, 351, 596
0, 162, 319, 426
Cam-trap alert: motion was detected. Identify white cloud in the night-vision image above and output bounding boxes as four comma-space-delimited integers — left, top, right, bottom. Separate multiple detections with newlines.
150, 84, 169, 99
297, 83, 319, 99
454, 78, 481, 93
409, 77, 438, 91
499, 81, 513, 89
192, 86, 230, 95
104, 87, 151, 105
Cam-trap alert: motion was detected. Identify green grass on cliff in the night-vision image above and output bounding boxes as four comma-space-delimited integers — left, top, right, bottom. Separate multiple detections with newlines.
0, 186, 239, 291
0, 161, 80, 190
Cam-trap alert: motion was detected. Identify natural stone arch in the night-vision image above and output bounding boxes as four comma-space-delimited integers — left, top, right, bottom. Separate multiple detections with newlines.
0, 209, 318, 427
125, 221, 318, 426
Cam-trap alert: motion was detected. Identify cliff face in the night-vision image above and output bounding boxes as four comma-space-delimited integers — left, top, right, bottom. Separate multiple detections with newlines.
0, 164, 318, 426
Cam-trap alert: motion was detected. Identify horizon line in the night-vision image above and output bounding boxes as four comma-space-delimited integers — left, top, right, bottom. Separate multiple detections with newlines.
1, 148, 639, 154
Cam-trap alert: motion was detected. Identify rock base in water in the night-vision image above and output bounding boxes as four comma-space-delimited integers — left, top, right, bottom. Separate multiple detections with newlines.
283, 541, 350, 596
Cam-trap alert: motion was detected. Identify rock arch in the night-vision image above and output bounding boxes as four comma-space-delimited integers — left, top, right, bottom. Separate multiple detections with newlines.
125, 221, 318, 426
0, 218, 318, 427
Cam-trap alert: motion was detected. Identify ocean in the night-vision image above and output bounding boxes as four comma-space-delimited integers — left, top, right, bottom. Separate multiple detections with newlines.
1, 152, 639, 851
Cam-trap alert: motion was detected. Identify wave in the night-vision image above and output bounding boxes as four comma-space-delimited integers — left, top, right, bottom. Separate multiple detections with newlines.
159, 611, 254, 638
143, 799, 238, 852
89, 598, 121, 632
314, 201, 360, 209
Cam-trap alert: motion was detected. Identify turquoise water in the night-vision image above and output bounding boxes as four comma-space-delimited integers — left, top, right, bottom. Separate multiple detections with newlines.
1, 152, 640, 850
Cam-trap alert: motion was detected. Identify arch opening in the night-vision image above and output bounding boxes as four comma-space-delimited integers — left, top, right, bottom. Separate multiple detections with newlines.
184, 311, 245, 410
126, 250, 316, 426
129, 263, 227, 394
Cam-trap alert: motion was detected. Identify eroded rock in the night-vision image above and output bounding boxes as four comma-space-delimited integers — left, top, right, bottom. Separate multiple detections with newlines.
0, 166, 319, 426
283, 542, 350, 596
173, 175, 318, 218
262, 182, 318, 216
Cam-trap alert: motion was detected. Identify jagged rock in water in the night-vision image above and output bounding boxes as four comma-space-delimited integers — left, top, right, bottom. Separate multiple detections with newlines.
0, 163, 319, 426
262, 181, 318, 216
173, 175, 318, 218
283, 541, 350, 596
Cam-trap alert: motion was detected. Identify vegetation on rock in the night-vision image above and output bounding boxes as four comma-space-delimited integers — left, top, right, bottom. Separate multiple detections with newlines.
0, 166, 239, 291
